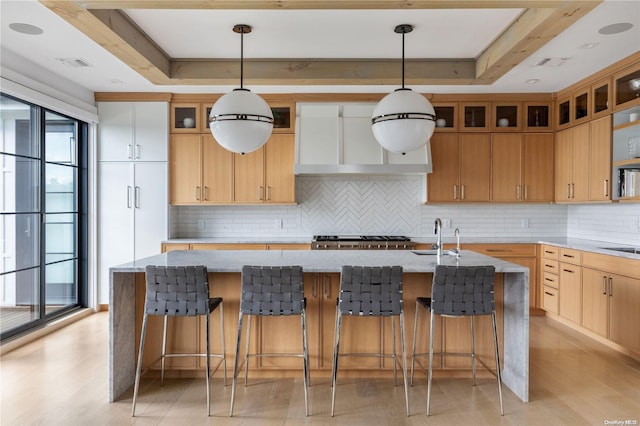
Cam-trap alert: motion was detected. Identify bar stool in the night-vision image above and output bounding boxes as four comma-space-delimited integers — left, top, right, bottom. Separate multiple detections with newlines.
132, 265, 226, 417
230, 265, 309, 417
410, 265, 503, 416
331, 265, 409, 417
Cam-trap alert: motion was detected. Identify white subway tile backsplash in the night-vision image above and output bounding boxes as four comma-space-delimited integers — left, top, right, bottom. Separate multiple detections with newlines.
567, 204, 640, 245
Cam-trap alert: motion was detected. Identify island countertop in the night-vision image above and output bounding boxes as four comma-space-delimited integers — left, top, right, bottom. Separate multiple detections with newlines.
111, 249, 530, 274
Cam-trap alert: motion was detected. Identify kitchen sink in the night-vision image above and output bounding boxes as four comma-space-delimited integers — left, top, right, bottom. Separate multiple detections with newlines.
411, 250, 449, 256
599, 247, 640, 254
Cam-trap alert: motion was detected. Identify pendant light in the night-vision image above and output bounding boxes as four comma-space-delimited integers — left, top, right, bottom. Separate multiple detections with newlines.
209, 24, 273, 154
371, 24, 436, 154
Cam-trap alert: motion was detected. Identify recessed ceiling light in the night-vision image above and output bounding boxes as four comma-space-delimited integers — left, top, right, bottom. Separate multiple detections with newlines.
56, 58, 92, 68
9, 23, 43, 35
525, 79, 540, 85
108, 79, 124, 84
579, 42, 599, 50
598, 22, 633, 35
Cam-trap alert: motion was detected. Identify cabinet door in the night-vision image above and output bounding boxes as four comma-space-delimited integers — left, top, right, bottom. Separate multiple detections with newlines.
297, 104, 340, 165
491, 133, 521, 202
133, 162, 167, 260
97, 102, 133, 161
522, 133, 554, 202
554, 128, 573, 201
427, 133, 459, 202
234, 148, 264, 202
133, 102, 168, 161
97, 162, 134, 293
609, 273, 640, 352
202, 134, 232, 203
265, 134, 295, 203
581, 268, 609, 338
459, 133, 490, 201
571, 123, 591, 201
589, 115, 612, 201
559, 263, 581, 324
169, 134, 201, 204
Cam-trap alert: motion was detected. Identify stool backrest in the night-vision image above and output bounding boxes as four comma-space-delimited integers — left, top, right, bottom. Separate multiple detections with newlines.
338, 266, 403, 316
144, 265, 210, 316
431, 265, 496, 316
240, 266, 304, 316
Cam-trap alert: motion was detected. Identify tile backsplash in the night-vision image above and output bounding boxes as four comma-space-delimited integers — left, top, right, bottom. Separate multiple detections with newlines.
171, 175, 639, 244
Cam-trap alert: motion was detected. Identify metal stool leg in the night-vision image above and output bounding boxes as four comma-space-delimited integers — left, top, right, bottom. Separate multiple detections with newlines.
131, 313, 149, 416
160, 315, 168, 386
219, 302, 227, 386
410, 299, 420, 386
492, 312, 504, 415
471, 315, 477, 386
230, 311, 244, 417
206, 311, 211, 415
427, 310, 435, 416
244, 315, 251, 387
301, 307, 310, 416
399, 312, 409, 417
331, 310, 342, 417
392, 315, 398, 386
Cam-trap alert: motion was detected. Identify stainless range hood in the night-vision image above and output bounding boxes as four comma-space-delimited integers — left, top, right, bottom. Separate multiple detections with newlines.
294, 103, 433, 175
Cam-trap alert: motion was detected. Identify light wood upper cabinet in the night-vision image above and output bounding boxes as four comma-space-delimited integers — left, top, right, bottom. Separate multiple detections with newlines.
433, 102, 458, 132
234, 148, 265, 203
555, 95, 573, 130
588, 116, 612, 201
171, 103, 202, 133
459, 102, 490, 132
491, 133, 553, 202
613, 61, 640, 111
265, 134, 295, 203
202, 134, 233, 203
491, 102, 522, 132
523, 102, 552, 131
591, 77, 612, 120
427, 133, 490, 202
572, 87, 591, 125
554, 123, 590, 202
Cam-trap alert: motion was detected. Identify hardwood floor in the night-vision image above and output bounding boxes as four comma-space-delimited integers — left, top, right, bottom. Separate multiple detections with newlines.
1, 312, 639, 425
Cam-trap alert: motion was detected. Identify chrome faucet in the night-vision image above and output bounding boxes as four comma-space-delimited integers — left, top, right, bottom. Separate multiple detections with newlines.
454, 228, 460, 253
434, 218, 442, 257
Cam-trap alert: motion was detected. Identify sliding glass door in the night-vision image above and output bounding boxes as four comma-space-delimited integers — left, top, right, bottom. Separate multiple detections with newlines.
0, 94, 87, 340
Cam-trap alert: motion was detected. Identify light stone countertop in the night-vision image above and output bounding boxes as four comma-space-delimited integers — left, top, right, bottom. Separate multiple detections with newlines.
110, 249, 528, 273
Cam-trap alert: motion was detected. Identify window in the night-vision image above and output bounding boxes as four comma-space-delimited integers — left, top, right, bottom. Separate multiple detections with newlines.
0, 93, 87, 340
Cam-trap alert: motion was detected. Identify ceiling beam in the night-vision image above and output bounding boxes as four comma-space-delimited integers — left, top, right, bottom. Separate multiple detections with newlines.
73, 1, 578, 9
40, 0, 602, 87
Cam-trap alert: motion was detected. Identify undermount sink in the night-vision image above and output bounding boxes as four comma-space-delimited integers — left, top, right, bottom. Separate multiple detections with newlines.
411, 250, 448, 256
599, 247, 640, 254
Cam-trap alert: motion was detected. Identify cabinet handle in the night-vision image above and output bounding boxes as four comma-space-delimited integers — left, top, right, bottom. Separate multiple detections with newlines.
603, 179, 608, 198
134, 186, 140, 208
258, 186, 263, 201
323, 274, 330, 299
203, 186, 208, 201
562, 254, 575, 259
571, 183, 575, 199
461, 185, 465, 200
453, 185, 458, 200
545, 263, 555, 268
567, 183, 571, 199
562, 268, 575, 273
544, 250, 554, 255
545, 277, 554, 282
134, 144, 140, 159
516, 185, 521, 200
127, 144, 133, 159
266, 186, 271, 201
311, 275, 317, 298
602, 276, 607, 295
195, 186, 200, 201
524, 185, 528, 200
127, 186, 132, 208
608, 277, 613, 297
487, 248, 509, 252
544, 291, 554, 296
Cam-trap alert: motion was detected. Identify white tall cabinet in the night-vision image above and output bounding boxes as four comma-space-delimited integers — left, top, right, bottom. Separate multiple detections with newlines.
97, 102, 168, 304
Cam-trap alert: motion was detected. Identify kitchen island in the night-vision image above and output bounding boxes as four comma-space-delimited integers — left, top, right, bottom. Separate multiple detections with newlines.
109, 249, 529, 403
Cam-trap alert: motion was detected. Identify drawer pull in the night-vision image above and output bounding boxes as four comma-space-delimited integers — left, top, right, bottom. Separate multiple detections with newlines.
544, 250, 554, 254
544, 291, 555, 296
487, 249, 509, 253
562, 254, 575, 259
545, 277, 555, 282
562, 269, 575, 273
545, 264, 555, 268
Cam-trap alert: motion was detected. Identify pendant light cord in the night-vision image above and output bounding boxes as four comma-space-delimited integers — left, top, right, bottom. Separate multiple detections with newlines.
401, 30, 405, 89
240, 28, 244, 89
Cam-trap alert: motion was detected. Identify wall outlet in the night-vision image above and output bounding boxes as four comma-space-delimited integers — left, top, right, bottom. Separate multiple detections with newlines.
443, 218, 452, 228
274, 219, 284, 229
197, 219, 205, 230
521, 218, 529, 228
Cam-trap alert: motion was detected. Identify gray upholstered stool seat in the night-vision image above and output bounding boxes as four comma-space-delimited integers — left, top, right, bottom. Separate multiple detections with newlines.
132, 265, 226, 416
410, 265, 503, 416
230, 265, 309, 417
331, 265, 409, 417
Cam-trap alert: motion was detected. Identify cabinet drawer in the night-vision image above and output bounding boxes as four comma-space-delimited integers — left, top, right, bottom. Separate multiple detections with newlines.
542, 259, 559, 273
542, 285, 559, 314
465, 243, 536, 257
541, 245, 559, 260
542, 271, 559, 289
559, 248, 582, 265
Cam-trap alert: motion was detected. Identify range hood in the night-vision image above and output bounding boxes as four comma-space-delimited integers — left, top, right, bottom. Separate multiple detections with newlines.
294, 103, 433, 175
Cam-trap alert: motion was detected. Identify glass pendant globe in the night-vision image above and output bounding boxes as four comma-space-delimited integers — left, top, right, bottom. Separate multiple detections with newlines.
371, 88, 436, 154
209, 88, 274, 154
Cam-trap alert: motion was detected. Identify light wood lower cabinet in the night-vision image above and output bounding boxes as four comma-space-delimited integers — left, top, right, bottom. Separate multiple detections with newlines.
135, 272, 505, 376
558, 262, 581, 324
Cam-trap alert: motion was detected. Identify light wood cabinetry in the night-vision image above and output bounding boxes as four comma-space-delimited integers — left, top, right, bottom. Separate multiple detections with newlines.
612, 107, 640, 201
491, 102, 521, 132
490, 133, 554, 202
613, 61, 640, 111
582, 267, 610, 338
591, 77, 612, 120
589, 116, 612, 201
558, 260, 581, 324
572, 87, 591, 126
161, 243, 189, 252
459, 102, 490, 131
556, 95, 572, 130
433, 102, 458, 131
554, 123, 591, 202
160, 243, 310, 251
427, 133, 490, 202
540, 245, 560, 315
523, 102, 552, 131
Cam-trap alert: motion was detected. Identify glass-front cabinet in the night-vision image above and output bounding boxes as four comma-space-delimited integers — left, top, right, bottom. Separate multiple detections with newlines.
573, 88, 590, 125
491, 102, 521, 131
523, 102, 551, 131
591, 77, 611, 119
614, 62, 640, 111
171, 103, 201, 133
433, 102, 458, 132
556, 95, 572, 130
269, 101, 295, 133
459, 102, 490, 131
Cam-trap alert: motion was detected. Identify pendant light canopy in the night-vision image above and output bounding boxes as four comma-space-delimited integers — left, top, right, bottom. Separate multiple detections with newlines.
209, 24, 273, 154
371, 24, 436, 154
